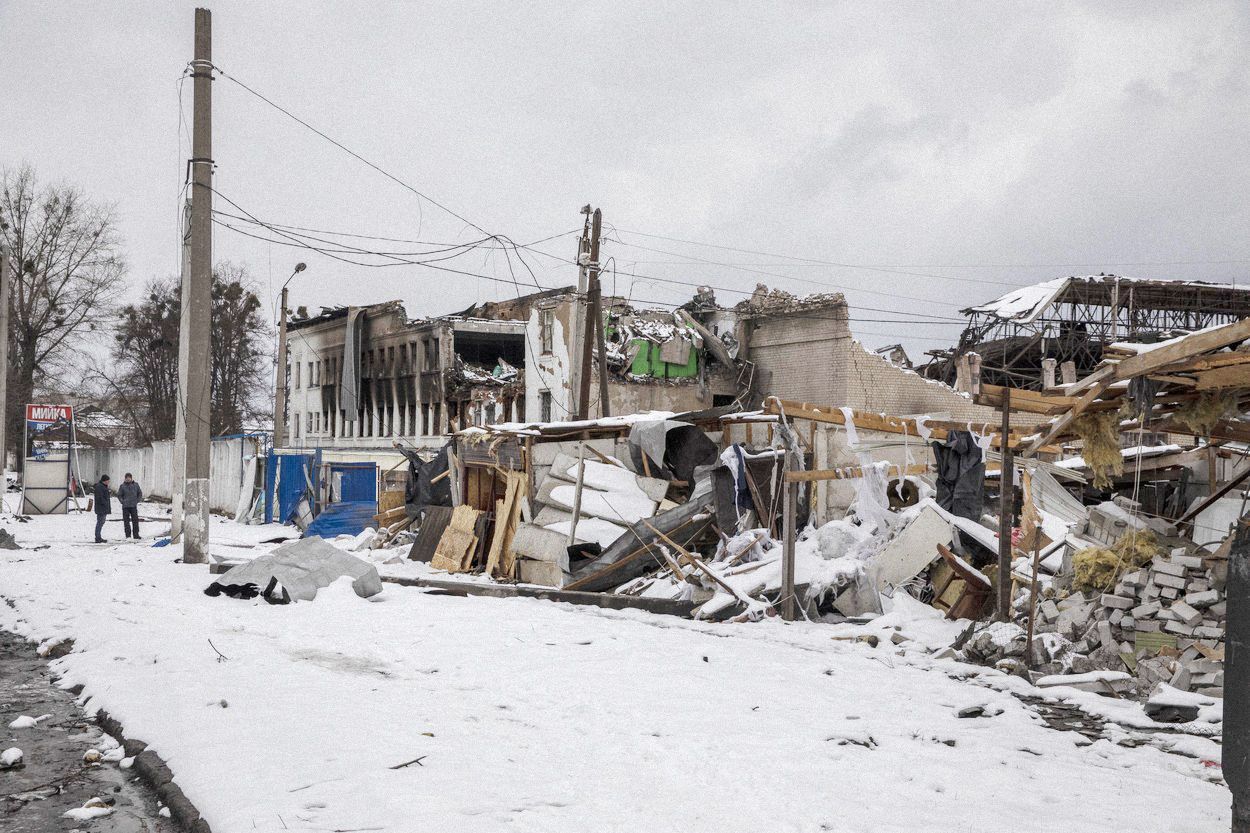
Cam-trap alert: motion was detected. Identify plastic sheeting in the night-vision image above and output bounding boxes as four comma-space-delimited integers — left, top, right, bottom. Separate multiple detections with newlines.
204, 537, 382, 603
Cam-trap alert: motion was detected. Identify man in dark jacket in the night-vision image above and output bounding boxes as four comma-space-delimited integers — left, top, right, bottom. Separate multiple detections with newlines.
117, 473, 143, 539
93, 475, 112, 543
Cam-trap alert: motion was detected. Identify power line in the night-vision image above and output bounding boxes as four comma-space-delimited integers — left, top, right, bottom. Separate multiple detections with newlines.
613, 227, 1250, 276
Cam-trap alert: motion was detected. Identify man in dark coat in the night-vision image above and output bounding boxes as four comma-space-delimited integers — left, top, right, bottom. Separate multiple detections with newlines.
117, 472, 143, 539
93, 475, 112, 543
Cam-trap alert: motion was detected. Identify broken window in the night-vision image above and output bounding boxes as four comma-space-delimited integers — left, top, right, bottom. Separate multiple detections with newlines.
540, 390, 552, 422
292, 412, 300, 439
293, 362, 301, 389
539, 308, 554, 354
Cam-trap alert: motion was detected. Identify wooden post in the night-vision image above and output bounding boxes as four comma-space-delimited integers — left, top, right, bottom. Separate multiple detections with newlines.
781, 471, 797, 621
1042, 358, 1057, 389
568, 441, 586, 545
997, 387, 1014, 620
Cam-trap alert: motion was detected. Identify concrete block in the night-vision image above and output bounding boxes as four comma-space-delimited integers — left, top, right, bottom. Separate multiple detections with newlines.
1096, 620, 1115, 649
510, 523, 571, 569
517, 558, 567, 587
1120, 616, 1136, 631
1121, 569, 1147, 588
1101, 593, 1135, 610
1058, 593, 1093, 611
1187, 579, 1210, 593
1143, 583, 1160, 600
1170, 601, 1203, 626
1109, 609, 1124, 626
1152, 559, 1187, 578
1160, 586, 1179, 599
1185, 589, 1219, 608
1194, 625, 1224, 640
1171, 553, 1206, 570
1153, 571, 1187, 589
1136, 619, 1161, 632
1164, 620, 1196, 637
1131, 600, 1161, 619
1039, 599, 1060, 622
1209, 601, 1227, 617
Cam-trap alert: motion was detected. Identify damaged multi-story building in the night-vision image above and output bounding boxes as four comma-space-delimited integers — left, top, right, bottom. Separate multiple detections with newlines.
281, 287, 752, 449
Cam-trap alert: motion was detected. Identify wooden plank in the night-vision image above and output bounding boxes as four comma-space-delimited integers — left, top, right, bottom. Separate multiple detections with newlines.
763, 398, 1049, 451
1113, 318, 1250, 381
785, 462, 930, 483
1195, 364, 1250, 390
431, 504, 482, 572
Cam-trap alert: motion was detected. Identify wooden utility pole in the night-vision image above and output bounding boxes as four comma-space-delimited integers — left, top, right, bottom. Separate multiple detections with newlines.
568, 210, 591, 421
170, 199, 192, 541
996, 388, 1014, 620
0, 246, 10, 475
273, 286, 290, 447
781, 473, 798, 621
1228, 515, 1250, 833
577, 208, 604, 420
183, 7, 213, 564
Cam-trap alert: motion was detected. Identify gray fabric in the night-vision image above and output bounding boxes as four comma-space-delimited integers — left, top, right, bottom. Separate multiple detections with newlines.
206, 537, 382, 602
340, 308, 364, 421
117, 481, 143, 508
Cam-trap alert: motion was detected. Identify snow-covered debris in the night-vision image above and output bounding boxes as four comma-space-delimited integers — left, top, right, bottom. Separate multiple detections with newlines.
204, 537, 382, 602
62, 797, 112, 820
0, 747, 23, 768
7, 713, 51, 729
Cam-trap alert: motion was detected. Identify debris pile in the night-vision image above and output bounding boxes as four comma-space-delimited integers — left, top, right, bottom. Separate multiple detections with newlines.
1032, 539, 1225, 698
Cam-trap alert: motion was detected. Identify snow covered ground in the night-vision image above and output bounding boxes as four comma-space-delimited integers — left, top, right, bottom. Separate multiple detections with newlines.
0, 503, 1231, 832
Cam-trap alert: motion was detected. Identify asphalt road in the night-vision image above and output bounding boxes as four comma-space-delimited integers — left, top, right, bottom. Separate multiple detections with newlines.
0, 629, 173, 832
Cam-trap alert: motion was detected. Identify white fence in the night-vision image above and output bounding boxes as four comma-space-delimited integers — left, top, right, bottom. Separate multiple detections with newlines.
76, 436, 262, 515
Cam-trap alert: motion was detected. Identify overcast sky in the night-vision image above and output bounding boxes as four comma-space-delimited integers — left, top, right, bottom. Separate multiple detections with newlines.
2, 1, 1247, 361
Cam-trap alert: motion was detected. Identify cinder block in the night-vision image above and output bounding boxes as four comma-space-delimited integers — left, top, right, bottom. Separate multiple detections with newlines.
1153, 571, 1187, 590
1170, 601, 1203, 626
1185, 590, 1219, 608
1164, 620, 1196, 637
1160, 586, 1179, 599
1101, 593, 1135, 610
1131, 600, 1161, 619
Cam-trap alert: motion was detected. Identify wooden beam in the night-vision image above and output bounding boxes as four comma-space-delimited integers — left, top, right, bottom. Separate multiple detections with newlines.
1195, 364, 1250, 390
1112, 317, 1250, 381
763, 399, 1052, 451
784, 462, 930, 483
1021, 375, 1111, 458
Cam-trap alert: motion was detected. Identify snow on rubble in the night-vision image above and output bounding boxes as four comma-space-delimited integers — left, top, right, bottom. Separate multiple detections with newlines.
0, 507, 1231, 832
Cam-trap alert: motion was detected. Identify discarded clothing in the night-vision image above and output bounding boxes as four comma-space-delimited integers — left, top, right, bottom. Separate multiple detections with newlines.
931, 430, 985, 521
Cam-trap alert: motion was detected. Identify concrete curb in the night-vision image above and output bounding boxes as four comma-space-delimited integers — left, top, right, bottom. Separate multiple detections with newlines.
95, 709, 212, 833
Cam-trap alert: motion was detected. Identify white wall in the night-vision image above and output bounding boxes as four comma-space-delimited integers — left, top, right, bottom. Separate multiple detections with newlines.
77, 436, 260, 515
525, 300, 573, 422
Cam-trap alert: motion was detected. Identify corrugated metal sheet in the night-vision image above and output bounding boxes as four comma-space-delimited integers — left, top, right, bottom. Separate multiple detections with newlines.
305, 501, 378, 538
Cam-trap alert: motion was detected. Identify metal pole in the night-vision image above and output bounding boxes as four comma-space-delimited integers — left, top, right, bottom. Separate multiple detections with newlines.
171, 199, 191, 541
1228, 516, 1250, 833
183, 7, 213, 564
996, 387, 1014, 620
273, 286, 289, 447
0, 247, 10, 478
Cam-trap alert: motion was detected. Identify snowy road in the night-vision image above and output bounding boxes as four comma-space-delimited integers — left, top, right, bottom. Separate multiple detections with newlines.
0, 507, 1231, 832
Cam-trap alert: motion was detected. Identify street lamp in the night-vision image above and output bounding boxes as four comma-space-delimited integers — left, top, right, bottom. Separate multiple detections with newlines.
273, 263, 306, 447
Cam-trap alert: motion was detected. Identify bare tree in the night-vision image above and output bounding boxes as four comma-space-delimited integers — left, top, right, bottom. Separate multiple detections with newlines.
101, 265, 270, 443
108, 278, 181, 443
210, 263, 271, 435
0, 164, 123, 465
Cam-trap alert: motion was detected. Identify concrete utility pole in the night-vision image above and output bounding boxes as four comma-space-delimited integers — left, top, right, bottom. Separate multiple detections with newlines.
0, 246, 10, 475
182, 7, 213, 564
576, 208, 603, 420
996, 388, 1015, 620
170, 199, 192, 541
273, 286, 290, 447
1228, 516, 1250, 833
569, 209, 591, 420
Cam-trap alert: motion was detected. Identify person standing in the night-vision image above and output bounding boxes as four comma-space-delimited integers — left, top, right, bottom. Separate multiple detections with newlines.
117, 473, 143, 539
92, 475, 112, 543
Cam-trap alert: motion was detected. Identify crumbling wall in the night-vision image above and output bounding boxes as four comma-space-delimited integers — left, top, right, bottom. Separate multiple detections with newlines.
525, 299, 575, 421
744, 302, 849, 405
843, 343, 1000, 425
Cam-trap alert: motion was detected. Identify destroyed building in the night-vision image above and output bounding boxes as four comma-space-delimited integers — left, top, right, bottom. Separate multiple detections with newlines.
282, 287, 749, 450
921, 275, 1250, 390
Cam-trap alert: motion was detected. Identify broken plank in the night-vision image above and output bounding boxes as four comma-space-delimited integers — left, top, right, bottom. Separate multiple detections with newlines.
1113, 318, 1250, 381
784, 462, 930, 483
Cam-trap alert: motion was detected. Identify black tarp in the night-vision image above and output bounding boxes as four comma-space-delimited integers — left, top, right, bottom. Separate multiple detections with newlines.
931, 430, 985, 521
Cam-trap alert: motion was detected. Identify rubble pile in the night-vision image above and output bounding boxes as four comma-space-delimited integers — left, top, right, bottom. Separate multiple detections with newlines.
1032, 543, 1225, 698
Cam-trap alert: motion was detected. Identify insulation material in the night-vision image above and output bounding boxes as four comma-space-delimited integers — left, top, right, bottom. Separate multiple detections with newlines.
1070, 411, 1124, 489
1071, 529, 1162, 593
1171, 391, 1238, 437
